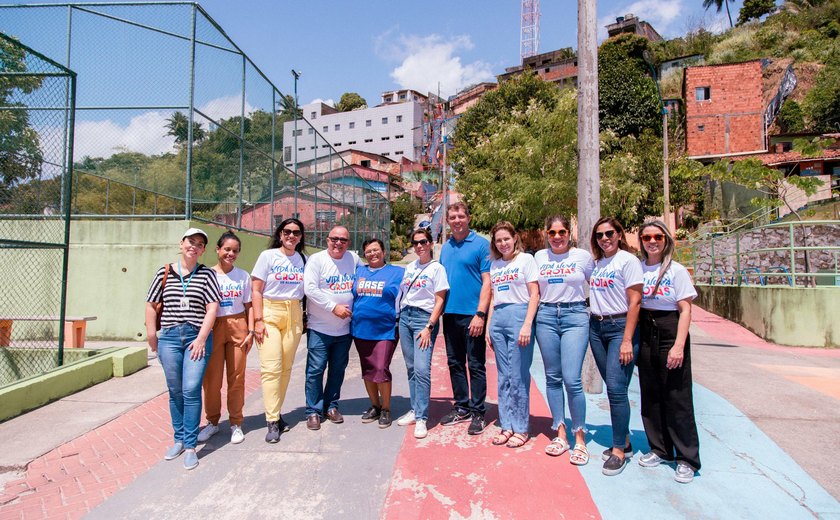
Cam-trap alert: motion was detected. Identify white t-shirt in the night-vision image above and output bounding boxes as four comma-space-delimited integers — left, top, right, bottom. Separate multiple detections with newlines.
641, 261, 697, 311
490, 253, 538, 306
215, 266, 252, 317
303, 249, 360, 336
399, 260, 450, 314
589, 250, 644, 316
534, 247, 594, 303
251, 249, 305, 301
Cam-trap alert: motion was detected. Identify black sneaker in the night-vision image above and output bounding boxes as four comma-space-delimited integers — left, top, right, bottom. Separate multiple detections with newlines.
440, 409, 471, 426
378, 409, 392, 429
467, 413, 487, 435
361, 406, 382, 423
278, 415, 291, 433
602, 454, 628, 476
265, 421, 280, 444
601, 443, 633, 461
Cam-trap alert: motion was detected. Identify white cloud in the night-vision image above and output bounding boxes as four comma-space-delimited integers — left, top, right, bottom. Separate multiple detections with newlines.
380, 33, 494, 98
598, 0, 684, 40
71, 94, 261, 159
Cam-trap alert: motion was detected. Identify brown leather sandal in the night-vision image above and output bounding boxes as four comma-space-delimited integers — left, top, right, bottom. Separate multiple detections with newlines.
492, 430, 514, 445
506, 432, 529, 448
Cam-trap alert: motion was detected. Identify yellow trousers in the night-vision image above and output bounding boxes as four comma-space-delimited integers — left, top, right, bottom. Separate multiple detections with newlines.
258, 299, 303, 421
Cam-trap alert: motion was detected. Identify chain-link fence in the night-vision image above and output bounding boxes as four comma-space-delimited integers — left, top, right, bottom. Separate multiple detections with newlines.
0, 33, 76, 385
0, 3, 391, 251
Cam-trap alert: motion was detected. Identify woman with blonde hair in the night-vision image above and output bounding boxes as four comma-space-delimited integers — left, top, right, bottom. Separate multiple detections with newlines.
637, 220, 700, 484
486, 222, 540, 449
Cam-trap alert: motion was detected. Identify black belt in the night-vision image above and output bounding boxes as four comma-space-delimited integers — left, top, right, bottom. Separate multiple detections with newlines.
592, 312, 627, 321
542, 301, 587, 308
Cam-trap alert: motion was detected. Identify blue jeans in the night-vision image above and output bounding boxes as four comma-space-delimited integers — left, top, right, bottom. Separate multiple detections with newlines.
489, 303, 534, 434
535, 301, 589, 433
589, 316, 639, 448
305, 330, 352, 416
158, 323, 213, 449
399, 306, 439, 421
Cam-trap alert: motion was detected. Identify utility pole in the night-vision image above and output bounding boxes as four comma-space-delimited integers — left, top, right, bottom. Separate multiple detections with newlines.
578, 0, 603, 394
292, 69, 301, 218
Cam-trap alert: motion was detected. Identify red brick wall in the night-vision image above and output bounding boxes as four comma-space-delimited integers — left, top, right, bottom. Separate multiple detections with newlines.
685, 61, 765, 157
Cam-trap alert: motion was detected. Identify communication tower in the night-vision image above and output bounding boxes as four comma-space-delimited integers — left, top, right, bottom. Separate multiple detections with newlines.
520, 0, 540, 61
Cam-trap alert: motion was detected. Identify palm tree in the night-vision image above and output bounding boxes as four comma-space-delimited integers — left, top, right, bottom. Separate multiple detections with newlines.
703, 0, 734, 28
277, 94, 302, 121
165, 111, 206, 147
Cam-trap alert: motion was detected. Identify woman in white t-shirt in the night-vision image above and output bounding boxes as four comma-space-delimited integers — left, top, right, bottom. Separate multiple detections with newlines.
486, 221, 539, 449
534, 215, 594, 464
588, 216, 643, 477
251, 218, 307, 443
637, 220, 701, 484
397, 228, 449, 440
197, 231, 253, 445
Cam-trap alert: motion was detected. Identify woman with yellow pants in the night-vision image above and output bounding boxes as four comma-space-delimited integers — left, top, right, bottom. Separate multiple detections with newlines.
251, 218, 307, 443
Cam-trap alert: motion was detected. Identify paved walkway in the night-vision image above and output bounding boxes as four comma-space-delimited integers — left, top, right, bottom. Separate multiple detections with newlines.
0, 306, 838, 519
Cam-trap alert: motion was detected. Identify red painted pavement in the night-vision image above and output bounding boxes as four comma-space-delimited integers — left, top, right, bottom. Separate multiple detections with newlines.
382, 337, 600, 519
0, 368, 261, 520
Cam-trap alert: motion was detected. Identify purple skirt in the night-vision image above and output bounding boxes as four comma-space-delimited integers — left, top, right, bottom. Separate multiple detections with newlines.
354, 338, 397, 383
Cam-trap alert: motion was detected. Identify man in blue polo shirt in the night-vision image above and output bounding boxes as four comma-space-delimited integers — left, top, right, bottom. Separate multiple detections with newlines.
439, 201, 491, 435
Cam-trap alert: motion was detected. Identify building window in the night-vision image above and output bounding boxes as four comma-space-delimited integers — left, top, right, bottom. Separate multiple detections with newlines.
335, 124, 340, 131
382, 117, 388, 124
321, 144, 328, 148
382, 152, 390, 156
395, 134, 404, 139
316, 210, 336, 223
298, 147, 305, 151
697, 124, 705, 132
322, 125, 328, 132
381, 136, 390, 141
395, 151, 403, 155
366, 120, 372, 127
695, 87, 711, 101
308, 128, 314, 134
384, 95, 393, 103
349, 122, 355, 129
284, 146, 291, 162
396, 115, 402, 123
310, 111, 317, 119
334, 143, 341, 147
545, 67, 550, 73
294, 129, 303, 136
364, 138, 373, 143
399, 93, 406, 100
361, 160, 371, 167
348, 140, 356, 145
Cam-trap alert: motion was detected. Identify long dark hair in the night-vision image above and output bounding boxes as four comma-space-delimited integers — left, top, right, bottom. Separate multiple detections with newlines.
269, 217, 306, 253
217, 230, 241, 249
590, 216, 631, 261
409, 228, 434, 259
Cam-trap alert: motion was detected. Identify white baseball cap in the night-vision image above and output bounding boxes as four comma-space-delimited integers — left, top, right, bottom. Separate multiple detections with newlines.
182, 227, 209, 243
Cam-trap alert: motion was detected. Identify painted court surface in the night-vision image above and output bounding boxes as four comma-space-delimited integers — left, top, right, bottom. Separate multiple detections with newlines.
0, 305, 838, 519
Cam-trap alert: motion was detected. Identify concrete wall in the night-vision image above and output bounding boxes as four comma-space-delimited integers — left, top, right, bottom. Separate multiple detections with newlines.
695, 284, 839, 347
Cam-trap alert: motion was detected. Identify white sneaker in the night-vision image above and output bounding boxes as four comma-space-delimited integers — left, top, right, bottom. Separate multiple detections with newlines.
230, 425, 245, 444
197, 423, 219, 443
397, 410, 416, 427
414, 420, 428, 439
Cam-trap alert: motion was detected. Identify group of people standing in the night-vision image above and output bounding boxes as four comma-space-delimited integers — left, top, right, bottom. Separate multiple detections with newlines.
145, 202, 701, 484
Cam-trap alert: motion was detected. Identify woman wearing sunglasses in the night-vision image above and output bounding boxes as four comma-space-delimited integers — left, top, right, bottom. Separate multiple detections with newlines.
637, 220, 700, 484
486, 221, 539, 449
588, 217, 643, 476
251, 218, 307, 443
534, 215, 594, 464
397, 228, 449, 439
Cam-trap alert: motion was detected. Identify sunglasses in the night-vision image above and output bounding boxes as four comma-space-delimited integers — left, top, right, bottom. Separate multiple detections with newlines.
595, 230, 616, 240
281, 229, 302, 237
641, 234, 665, 242
547, 229, 568, 238
328, 236, 349, 244
412, 239, 430, 246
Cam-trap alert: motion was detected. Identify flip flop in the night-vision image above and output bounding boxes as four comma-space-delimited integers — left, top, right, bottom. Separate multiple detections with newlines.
545, 437, 570, 457
570, 444, 590, 466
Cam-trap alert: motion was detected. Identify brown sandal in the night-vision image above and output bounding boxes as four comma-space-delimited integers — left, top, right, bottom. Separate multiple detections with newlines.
492, 430, 514, 445
506, 433, 529, 448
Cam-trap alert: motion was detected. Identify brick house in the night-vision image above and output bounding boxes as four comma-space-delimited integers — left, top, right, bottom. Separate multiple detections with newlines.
683, 60, 767, 160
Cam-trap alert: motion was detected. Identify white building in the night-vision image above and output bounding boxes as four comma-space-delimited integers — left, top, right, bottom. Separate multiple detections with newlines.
282, 90, 426, 166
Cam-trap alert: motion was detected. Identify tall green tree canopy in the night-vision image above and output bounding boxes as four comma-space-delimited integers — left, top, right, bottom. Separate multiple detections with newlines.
165, 111, 206, 147
598, 34, 662, 138
452, 75, 578, 229
335, 92, 367, 112
703, 0, 735, 28
737, 0, 776, 24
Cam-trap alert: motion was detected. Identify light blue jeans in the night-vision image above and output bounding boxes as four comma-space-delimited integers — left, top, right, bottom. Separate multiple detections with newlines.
158, 323, 213, 449
399, 306, 439, 421
589, 316, 639, 448
489, 303, 535, 434
304, 330, 353, 416
534, 301, 589, 433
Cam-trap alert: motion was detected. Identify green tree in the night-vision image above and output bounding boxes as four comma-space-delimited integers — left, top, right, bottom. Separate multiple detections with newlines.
802, 64, 840, 132
704, 0, 735, 28
777, 99, 805, 133
738, 0, 776, 24
277, 94, 301, 121
0, 36, 44, 203
598, 34, 662, 138
453, 82, 579, 229
335, 92, 367, 112
165, 111, 206, 147
390, 192, 423, 239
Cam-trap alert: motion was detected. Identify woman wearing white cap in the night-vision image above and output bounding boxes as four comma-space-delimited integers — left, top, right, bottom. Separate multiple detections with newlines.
145, 228, 222, 470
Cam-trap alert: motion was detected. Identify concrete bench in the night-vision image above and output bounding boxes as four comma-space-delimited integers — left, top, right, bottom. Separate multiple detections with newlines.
0, 316, 97, 348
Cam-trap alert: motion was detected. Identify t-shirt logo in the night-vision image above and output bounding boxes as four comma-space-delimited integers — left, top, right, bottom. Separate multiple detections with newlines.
270, 264, 304, 283
326, 273, 355, 293
643, 274, 673, 299
219, 281, 243, 308
492, 267, 521, 291
357, 277, 385, 297
590, 268, 616, 291
540, 262, 575, 284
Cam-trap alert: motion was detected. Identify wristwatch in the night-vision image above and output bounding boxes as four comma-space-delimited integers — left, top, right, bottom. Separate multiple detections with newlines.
426, 322, 435, 331
475, 311, 487, 319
